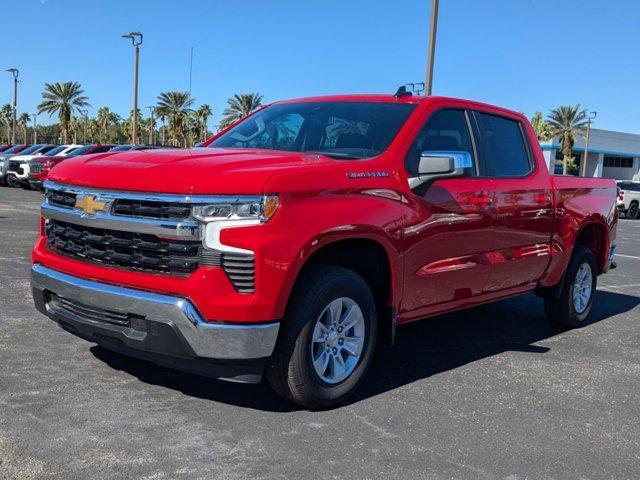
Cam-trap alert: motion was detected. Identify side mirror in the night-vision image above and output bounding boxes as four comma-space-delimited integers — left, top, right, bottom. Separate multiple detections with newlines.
414, 150, 472, 185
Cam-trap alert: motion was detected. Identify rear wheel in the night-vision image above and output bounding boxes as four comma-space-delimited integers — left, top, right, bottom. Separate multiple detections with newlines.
544, 245, 597, 327
266, 266, 377, 409
6, 176, 18, 188
628, 201, 639, 220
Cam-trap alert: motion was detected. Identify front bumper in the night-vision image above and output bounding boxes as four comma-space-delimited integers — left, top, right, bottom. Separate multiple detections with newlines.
31, 263, 280, 383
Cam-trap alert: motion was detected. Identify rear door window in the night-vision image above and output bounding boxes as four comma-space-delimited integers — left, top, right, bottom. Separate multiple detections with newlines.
474, 112, 532, 177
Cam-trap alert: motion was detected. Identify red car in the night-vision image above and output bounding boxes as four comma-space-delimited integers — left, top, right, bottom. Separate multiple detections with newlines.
31, 94, 618, 408
28, 144, 115, 190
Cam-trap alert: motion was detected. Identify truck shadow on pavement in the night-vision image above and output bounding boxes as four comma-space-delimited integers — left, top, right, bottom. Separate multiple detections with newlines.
90, 290, 638, 411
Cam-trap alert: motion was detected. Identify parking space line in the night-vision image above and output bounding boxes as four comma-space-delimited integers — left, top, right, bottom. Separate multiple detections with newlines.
616, 254, 640, 260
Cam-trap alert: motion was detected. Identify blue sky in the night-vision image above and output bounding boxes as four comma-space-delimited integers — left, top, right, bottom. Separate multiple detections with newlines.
3, 0, 640, 133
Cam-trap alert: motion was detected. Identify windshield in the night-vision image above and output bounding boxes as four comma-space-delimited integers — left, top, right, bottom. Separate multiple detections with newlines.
3, 145, 24, 154
18, 145, 44, 155
209, 101, 416, 159
42, 146, 66, 156
109, 145, 133, 152
67, 145, 94, 156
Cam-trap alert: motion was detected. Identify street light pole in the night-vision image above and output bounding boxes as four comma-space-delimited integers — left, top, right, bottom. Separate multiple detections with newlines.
425, 0, 439, 95
6, 68, 18, 144
80, 109, 88, 144
122, 32, 143, 144
581, 111, 597, 177
147, 106, 156, 145
31, 112, 37, 144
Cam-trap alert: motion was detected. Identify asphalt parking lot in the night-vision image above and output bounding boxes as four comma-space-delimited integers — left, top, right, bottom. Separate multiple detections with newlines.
0, 186, 638, 480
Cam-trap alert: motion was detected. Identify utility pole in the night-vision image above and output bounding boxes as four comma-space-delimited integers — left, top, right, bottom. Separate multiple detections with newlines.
425, 0, 439, 95
581, 111, 597, 177
122, 32, 143, 144
80, 109, 88, 144
31, 112, 37, 144
147, 106, 156, 145
161, 116, 166, 146
6, 68, 18, 143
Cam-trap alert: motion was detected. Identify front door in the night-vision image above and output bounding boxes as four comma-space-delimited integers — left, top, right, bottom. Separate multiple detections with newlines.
400, 109, 494, 318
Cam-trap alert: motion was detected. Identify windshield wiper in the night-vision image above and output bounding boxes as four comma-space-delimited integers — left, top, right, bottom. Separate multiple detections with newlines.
303, 150, 363, 159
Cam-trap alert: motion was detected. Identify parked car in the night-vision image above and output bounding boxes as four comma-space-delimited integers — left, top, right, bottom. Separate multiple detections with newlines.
0, 144, 30, 185
6, 144, 57, 188
27, 145, 82, 190
0, 144, 15, 152
31, 94, 618, 408
617, 180, 640, 219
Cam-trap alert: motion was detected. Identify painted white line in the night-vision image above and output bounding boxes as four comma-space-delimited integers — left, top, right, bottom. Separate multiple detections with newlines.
617, 254, 640, 260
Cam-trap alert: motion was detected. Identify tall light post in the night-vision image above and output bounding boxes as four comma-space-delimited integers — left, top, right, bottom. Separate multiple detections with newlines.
425, 0, 439, 95
122, 32, 143, 144
30, 112, 37, 144
6, 68, 18, 144
147, 106, 156, 145
580, 111, 597, 177
80, 108, 88, 144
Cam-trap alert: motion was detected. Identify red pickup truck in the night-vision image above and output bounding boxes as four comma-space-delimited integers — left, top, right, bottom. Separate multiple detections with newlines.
31, 94, 618, 408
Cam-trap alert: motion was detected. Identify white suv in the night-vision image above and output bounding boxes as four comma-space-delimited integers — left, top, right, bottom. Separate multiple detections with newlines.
617, 180, 640, 219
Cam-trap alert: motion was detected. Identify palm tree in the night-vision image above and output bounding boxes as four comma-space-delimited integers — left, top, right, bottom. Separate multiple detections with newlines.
547, 105, 589, 175
96, 107, 119, 143
37, 82, 90, 143
18, 113, 31, 143
1, 104, 13, 143
196, 104, 212, 141
155, 91, 194, 146
69, 116, 80, 144
221, 93, 263, 128
530, 112, 553, 142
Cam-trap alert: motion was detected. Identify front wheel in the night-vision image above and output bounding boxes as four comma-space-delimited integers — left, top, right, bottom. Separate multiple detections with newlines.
544, 245, 597, 327
627, 202, 639, 220
266, 266, 377, 409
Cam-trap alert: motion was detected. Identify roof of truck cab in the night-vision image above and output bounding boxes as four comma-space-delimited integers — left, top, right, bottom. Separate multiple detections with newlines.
275, 94, 525, 118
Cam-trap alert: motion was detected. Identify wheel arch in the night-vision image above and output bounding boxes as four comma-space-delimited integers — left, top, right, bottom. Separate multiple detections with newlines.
277, 233, 400, 347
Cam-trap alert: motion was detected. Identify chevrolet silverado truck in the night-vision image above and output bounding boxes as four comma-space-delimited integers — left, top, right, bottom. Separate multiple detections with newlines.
31, 94, 618, 408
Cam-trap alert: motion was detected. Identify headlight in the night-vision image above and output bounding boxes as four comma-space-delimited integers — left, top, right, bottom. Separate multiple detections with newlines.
192, 194, 279, 223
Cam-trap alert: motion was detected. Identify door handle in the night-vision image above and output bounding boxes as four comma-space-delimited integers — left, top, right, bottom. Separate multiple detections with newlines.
534, 193, 551, 204
470, 194, 493, 208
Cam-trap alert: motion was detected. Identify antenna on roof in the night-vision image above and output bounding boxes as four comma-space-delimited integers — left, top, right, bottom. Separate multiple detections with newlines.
394, 82, 426, 98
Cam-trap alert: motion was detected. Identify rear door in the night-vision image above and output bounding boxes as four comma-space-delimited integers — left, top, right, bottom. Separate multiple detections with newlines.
471, 111, 553, 291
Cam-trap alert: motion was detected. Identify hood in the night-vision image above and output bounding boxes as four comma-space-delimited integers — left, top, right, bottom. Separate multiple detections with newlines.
48, 147, 339, 194
9, 154, 41, 162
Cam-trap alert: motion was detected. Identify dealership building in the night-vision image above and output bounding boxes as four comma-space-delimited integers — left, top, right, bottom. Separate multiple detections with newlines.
540, 128, 640, 180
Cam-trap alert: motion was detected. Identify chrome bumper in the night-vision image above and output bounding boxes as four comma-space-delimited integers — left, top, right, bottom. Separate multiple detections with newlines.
31, 264, 279, 361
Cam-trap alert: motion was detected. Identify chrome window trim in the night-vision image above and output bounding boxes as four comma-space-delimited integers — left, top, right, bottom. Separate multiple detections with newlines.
44, 180, 261, 205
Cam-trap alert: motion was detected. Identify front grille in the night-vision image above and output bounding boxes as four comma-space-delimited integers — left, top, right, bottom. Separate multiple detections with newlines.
222, 252, 255, 293
112, 199, 192, 220
45, 219, 201, 275
50, 294, 134, 327
46, 190, 77, 208
31, 163, 44, 174
8, 161, 22, 174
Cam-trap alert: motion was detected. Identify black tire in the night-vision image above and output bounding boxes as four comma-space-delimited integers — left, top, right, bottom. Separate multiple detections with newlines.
628, 201, 639, 220
21, 182, 31, 190
6, 176, 18, 188
544, 245, 597, 327
266, 265, 377, 409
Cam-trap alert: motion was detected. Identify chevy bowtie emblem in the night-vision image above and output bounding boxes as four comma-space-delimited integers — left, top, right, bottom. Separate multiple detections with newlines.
75, 195, 108, 214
